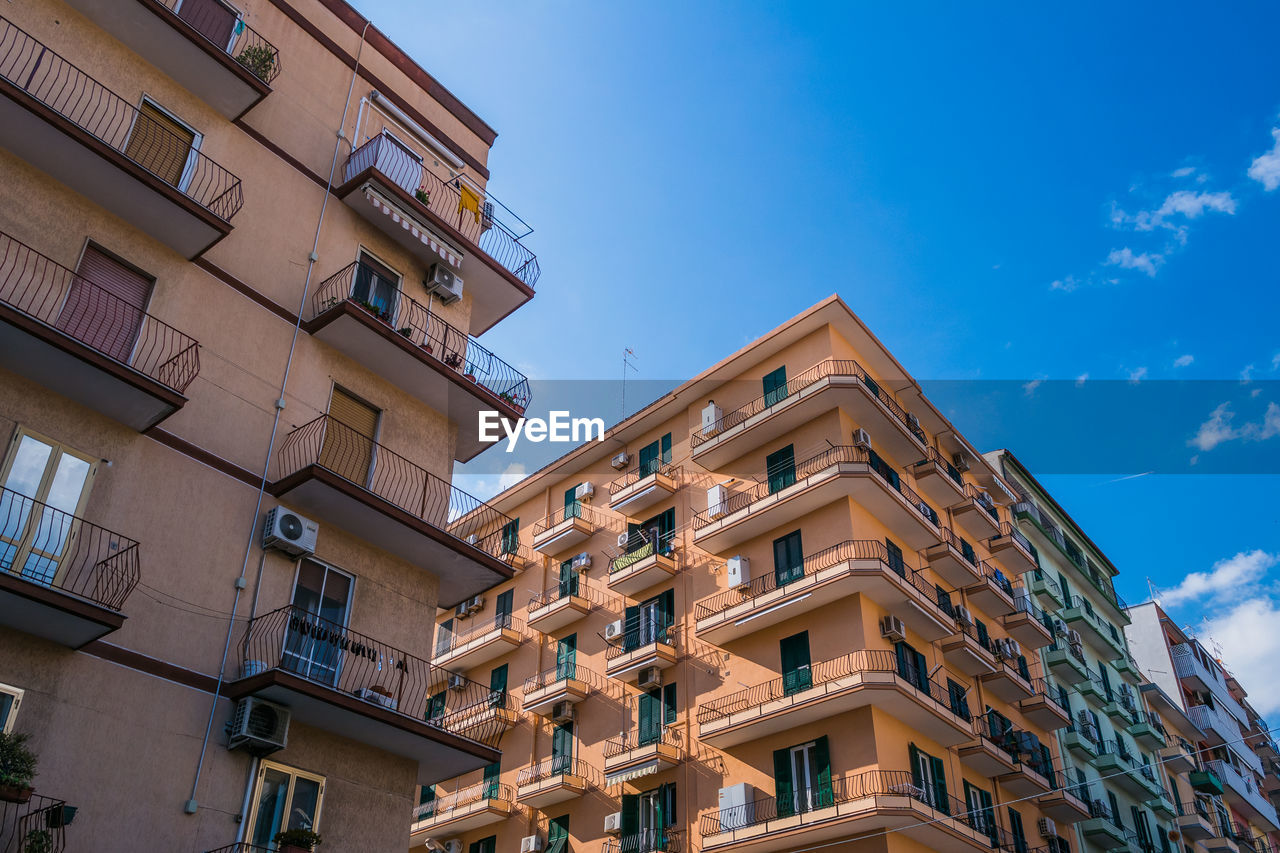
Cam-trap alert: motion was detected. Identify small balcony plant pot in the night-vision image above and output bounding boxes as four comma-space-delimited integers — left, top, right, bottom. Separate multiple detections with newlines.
274, 828, 322, 852
465, 373, 477, 382
0, 731, 38, 804
0, 784, 33, 804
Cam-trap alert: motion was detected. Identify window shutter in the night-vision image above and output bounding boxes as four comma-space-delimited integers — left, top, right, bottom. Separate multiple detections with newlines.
638, 690, 659, 745
930, 754, 949, 815
125, 101, 196, 185
660, 433, 672, 464
496, 590, 513, 623
908, 742, 922, 791
780, 632, 812, 694
62, 246, 153, 364
483, 761, 500, 797
663, 683, 677, 724
773, 747, 795, 817
556, 635, 576, 679
489, 664, 508, 695
813, 735, 833, 807
625, 605, 640, 648
885, 539, 905, 576
620, 793, 639, 839
639, 440, 659, 475
763, 366, 787, 406
765, 444, 796, 493
661, 589, 675, 630
321, 388, 378, 483
975, 618, 989, 649
662, 782, 677, 826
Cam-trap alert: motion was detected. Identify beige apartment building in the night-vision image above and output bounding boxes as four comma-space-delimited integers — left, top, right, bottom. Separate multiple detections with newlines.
0, 0, 539, 849
415, 297, 1092, 853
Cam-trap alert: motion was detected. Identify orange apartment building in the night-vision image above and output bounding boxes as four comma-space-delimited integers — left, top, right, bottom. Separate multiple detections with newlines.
0, 0, 540, 849
414, 297, 1087, 853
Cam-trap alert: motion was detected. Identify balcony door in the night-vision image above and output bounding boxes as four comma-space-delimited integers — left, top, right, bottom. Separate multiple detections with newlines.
780, 631, 812, 695
555, 634, 576, 681
774, 736, 831, 817
318, 387, 378, 486
282, 560, 353, 687
125, 99, 198, 189
175, 0, 239, 49
0, 429, 95, 586
772, 530, 804, 587
55, 245, 153, 366
909, 743, 949, 814
551, 720, 574, 774
765, 445, 796, 494
351, 251, 400, 325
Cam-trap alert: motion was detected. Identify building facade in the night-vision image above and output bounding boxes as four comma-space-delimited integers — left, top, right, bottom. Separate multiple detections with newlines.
0, 0, 537, 848
415, 298, 1085, 853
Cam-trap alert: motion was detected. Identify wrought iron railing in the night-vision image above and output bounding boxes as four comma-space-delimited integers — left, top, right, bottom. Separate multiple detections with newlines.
691, 358, 926, 448
236, 604, 504, 747
610, 528, 677, 575
516, 756, 601, 788
310, 261, 530, 411
977, 558, 1015, 598
528, 576, 608, 613
605, 621, 675, 660
274, 415, 513, 557
0, 793, 68, 853
0, 16, 243, 221
0, 483, 140, 611
991, 521, 1035, 559
604, 726, 684, 759
148, 0, 281, 83
610, 459, 679, 496
603, 829, 685, 853
961, 483, 1001, 522
343, 134, 539, 286
433, 613, 527, 657
523, 664, 605, 696
412, 781, 513, 823
0, 231, 201, 392
933, 526, 979, 566
531, 501, 603, 538
913, 446, 965, 486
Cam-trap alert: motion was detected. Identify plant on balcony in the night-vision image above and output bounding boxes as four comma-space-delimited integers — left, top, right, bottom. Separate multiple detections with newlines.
443, 352, 464, 369
274, 828, 323, 852
415, 188, 431, 206
0, 731, 37, 803
22, 830, 52, 853
356, 299, 391, 323
397, 326, 412, 338
235, 44, 276, 81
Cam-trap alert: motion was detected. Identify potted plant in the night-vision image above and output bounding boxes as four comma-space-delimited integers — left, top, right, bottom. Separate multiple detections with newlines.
415, 188, 431, 206
443, 352, 463, 369
22, 829, 52, 853
0, 731, 37, 803
274, 828, 322, 853
235, 44, 276, 81
397, 326, 411, 338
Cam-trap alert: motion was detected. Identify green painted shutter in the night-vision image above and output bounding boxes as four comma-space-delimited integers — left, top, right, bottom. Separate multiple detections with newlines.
483, 761, 500, 798
661, 589, 675, 633
621, 793, 639, 840
980, 788, 996, 843
773, 747, 795, 817
426, 690, 445, 721
496, 589, 513, 626
547, 816, 569, 853
556, 635, 576, 680
912, 647, 929, 691
489, 664, 508, 703
908, 742, 923, 792
773, 530, 804, 586
564, 486, 579, 519
663, 683, 677, 724
813, 735, 833, 807
974, 618, 990, 650
639, 440, 659, 475
930, 753, 949, 815
639, 689, 660, 745
552, 721, 573, 773
660, 433, 672, 464
1008, 807, 1027, 853
780, 632, 812, 694
559, 561, 578, 597
766, 445, 796, 493
624, 604, 640, 650
885, 538, 905, 576
763, 366, 788, 407
420, 785, 435, 806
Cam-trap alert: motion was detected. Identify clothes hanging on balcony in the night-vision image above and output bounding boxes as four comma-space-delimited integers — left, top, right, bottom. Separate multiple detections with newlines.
458, 183, 482, 224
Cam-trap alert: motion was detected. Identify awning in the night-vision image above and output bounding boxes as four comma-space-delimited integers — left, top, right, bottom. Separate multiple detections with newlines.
605, 760, 660, 786
363, 187, 463, 269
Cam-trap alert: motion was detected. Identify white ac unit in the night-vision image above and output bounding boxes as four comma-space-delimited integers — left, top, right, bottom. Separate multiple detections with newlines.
611, 452, 630, 470
1053, 618, 1068, 636
1083, 723, 1100, 742
520, 836, 543, 853
701, 402, 723, 436
727, 556, 750, 588
638, 666, 662, 690
1067, 629, 1082, 646
466, 533, 479, 546
228, 697, 290, 753
954, 605, 973, 625
262, 507, 318, 557
551, 701, 576, 723
603, 812, 623, 835
425, 262, 463, 304
880, 615, 906, 642
466, 595, 484, 613
718, 783, 755, 831
455, 601, 472, 619
444, 840, 464, 853
448, 673, 468, 691
706, 484, 728, 519
617, 532, 632, 548
1038, 817, 1057, 839
572, 552, 592, 570
575, 482, 595, 502
605, 620, 624, 644
952, 452, 970, 472
852, 428, 872, 448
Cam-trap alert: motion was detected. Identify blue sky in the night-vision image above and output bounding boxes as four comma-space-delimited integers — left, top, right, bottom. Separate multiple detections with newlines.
352, 1, 1280, 713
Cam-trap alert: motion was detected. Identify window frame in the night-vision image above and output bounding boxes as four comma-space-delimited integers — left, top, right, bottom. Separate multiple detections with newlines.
0, 682, 23, 734
243, 759, 325, 843
128, 95, 203, 192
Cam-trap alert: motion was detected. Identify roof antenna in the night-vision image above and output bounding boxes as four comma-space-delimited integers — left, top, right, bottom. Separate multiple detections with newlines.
621, 346, 637, 420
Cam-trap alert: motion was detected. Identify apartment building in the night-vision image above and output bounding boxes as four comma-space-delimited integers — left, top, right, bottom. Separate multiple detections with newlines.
0, 0, 538, 849
413, 296, 1086, 853
1126, 602, 1280, 851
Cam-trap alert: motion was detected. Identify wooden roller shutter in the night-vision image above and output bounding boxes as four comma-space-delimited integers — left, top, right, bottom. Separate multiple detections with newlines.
319, 387, 377, 485
177, 0, 238, 49
125, 101, 196, 186
57, 246, 153, 364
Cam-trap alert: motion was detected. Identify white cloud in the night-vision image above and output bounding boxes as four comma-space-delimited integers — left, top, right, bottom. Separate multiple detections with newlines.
1171, 166, 1196, 178
1272, 353, 1280, 371
1173, 354, 1194, 368
1190, 402, 1238, 450
1249, 127, 1280, 191
1075, 373, 1089, 387
1127, 366, 1148, 383
1199, 596, 1280, 716
1105, 247, 1163, 277
1241, 364, 1256, 382
1160, 550, 1278, 606
455, 462, 529, 502
1050, 276, 1080, 293
1111, 190, 1236, 235
1022, 378, 1043, 397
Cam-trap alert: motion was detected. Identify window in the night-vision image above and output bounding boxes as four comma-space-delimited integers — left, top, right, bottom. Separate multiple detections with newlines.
1, 428, 97, 585
936, 583, 955, 617
780, 631, 812, 695
468, 836, 496, 853
435, 617, 454, 657
637, 433, 672, 475
425, 690, 446, 722
762, 366, 788, 407
125, 98, 198, 188
638, 687, 663, 746
245, 760, 324, 846
774, 737, 831, 817
885, 538, 905, 577
555, 635, 576, 680
352, 250, 400, 322
551, 720, 574, 773
974, 618, 990, 650
283, 560, 353, 686
495, 589, 513, 628
772, 530, 804, 587
621, 784, 677, 852
1008, 807, 1029, 853
895, 641, 929, 692
319, 387, 379, 485
0, 683, 22, 733
547, 815, 570, 853
909, 743, 948, 814
963, 781, 997, 844
558, 560, 579, 598
65, 244, 154, 363
662, 683, 677, 725
765, 444, 796, 493
418, 785, 435, 808
500, 518, 519, 555
482, 761, 500, 798
947, 679, 970, 721
627, 507, 675, 555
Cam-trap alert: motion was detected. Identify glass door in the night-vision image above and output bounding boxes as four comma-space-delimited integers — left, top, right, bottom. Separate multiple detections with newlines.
638, 789, 664, 852
790, 742, 817, 814
352, 251, 401, 324
247, 761, 323, 848
282, 560, 353, 686
0, 430, 95, 586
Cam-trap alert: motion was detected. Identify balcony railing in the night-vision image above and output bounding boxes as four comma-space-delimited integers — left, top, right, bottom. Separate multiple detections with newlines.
610, 528, 677, 574
0, 231, 201, 392
275, 415, 513, 557
1013, 500, 1128, 617
412, 781, 513, 823
691, 445, 939, 531
236, 604, 505, 747
310, 261, 530, 411
528, 576, 608, 613
432, 613, 526, 657
1173, 644, 1251, 725
961, 483, 1001, 522
0, 16, 244, 222
696, 648, 970, 726
604, 726, 685, 759
0, 793, 69, 853
913, 446, 965, 486
344, 134, 539, 286
1206, 758, 1278, 823
516, 756, 602, 788
605, 620, 676, 661
691, 358, 926, 448
993, 521, 1035, 558
146, 0, 280, 83
523, 664, 606, 696
531, 501, 603, 538
0, 483, 140, 610
603, 829, 685, 853
610, 459, 679, 496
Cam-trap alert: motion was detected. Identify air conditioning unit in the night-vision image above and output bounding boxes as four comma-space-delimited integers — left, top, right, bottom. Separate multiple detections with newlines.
444, 840, 464, 853
466, 595, 484, 614
1038, 817, 1057, 839
1082, 723, 1099, 742
228, 697, 290, 753
852, 428, 872, 448
455, 601, 472, 619
520, 836, 543, 853
638, 666, 662, 690
907, 413, 921, 431
719, 783, 755, 831
706, 484, 728, 519
880, 615, 906, 642
575, 482, 594, 502
954, 605, 973, 625
262, 507, 318, 557
952, 452, 970, 472
727, 556, 750, 588
604, 812, 623, 835
551, 701, 576, 723
448, 673, 467, 691
617, 532, 632, 548
424, 840, 446, 853
611, 452, 630, 470
1067, 629, 1082, 646
605, 620, 624, 644
466, 533, 479, 546
572, 552, 592, 570
425, 263, 463, 304
701, 402, 723, 436
1053, 619, 1068, 636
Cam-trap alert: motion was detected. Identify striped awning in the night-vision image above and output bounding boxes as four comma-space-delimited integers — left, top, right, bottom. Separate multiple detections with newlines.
605, 760, 660, 787
363, 187, 463, 269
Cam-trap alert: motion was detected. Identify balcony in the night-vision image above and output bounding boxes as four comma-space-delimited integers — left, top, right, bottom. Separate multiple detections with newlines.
410, 782, 515, 838
0, 793, 71, 853
437, 691, 520, 743
0, 17, 242, 257
1160, 737, 1198, 775
0, 484, 139, 647
1062, 722, 1099, 760
603, 727, 684, 782
337, 134, 538, 335
951, 483, 1002, 540
1094, 741, 1160, 798
977, 653, 1035, 703
1000, 594, 1054, 649
609, 461, 679, 516
1189, 701, 1244, 746
1190, 767, 1225, 795
692, 445, 941, 554
516, 757, 598, 807
962, 559, 1017, 617
959, 716, 1018, 776
693, 540, 957, 645
696, 648, 974, 748
922, 527, 982, 588
305, 262, 530, 462
1206, 759, 1280, 831
940, 620, 998, 677
1037, 769, 1090, 823
1127, 710, 1167, 749
996, 753, 1055, 798
526, 581, 598, 633
910, 446, 967, 509
987, 522, 1038, 574
604, 830, 685, 853
432, 614, 527, 671
1061, 596, 1124, 658
1101, 692, 1139, 727
60, 0, 278, 119
1174, 642, 1250, 721
699, 769, 997, 853
0, 231, 200, 429
1174, 799, 1218, 841
608, 530, 679, 598
1045, 640, 1089, 682
691, 359, 927, 471
1079, 801, 1129, 849
605, 623, 678, 682
531, 503, 599, 555
521, 665, 601, 715
227, 605, 501, 784
1027, 569, 1065, 609
269, 415, 514, 608
1018, 678, 1071, 730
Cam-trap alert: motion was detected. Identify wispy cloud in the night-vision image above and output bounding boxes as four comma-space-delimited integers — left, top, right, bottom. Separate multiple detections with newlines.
1111, 189, 1237, 239
1272, 352, 1280, 371
1249, 127, 1280, 191
1241, 364, 1256, 382
1127, 366, 1149, 383
1189, 401, 1280, 450
1075, 372, 1089, 387
1105, 247, 1162, 277
1173, 354, 1194, 368
1160, 550, 1278, 606
1022, 378, 1043, 397
1171, 166, 1196, 178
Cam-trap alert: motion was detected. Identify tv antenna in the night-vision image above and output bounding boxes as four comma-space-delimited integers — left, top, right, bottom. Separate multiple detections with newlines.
621, 347, 638, 420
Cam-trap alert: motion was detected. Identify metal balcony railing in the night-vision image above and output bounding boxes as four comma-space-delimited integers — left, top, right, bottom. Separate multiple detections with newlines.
935, 526, 980, 566
527, 576, 609, 613
691, 358, 927, 448
0, 793, 69, 853
603, 726, 684, 759
412, 781, 513, 824
147, 0, 281, 83
531, 501, 603, 538
432, 613, 527, 657
913, 446, 965, 486
1205, 759, 1279, 823
603, 829, 685, 853
610, 528, 677, 575
961, 483, 1001, 523
236, 604, 505, 747
605, 620, 675, 660
343, 134, 539, 286
610, 459, 678, 496
274, 415, 513, 558
0, 231, 201, 392
516, 756, 602, 789
0, 483, 140, 611
0, 16, 244, 221
310, 261, 530, 411
523, 664, 605, 696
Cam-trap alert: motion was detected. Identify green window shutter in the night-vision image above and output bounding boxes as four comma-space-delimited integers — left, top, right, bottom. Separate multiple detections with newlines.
974, 618, 989, 649
813, 735, 833, 807
908, 742, 923, 791
552, 721, 574, 773
780, 631, 812, 695
885, 539, 905, 576
420, 785, 435, 806
426, 690, 445, 721
660, 433, 672, 464
496, 589, 513, 624
621, 793, 639, 838
663, 683, 677, 724
559, 561, 578, 597
556, 635, 576, 680
773, 747, 795, 817
501, 518, 519, 554
765, 445, 796, 493
773, 530, 804, 586
638, 440, 659, 475
763, 366, 788, 407
930, 753, 949, 815
979, 788, 996, 843
469, 841, 480, 853
947, 679, 970, 721
624, 605, 640, 650
1100, 666, 1113, 701
639, 690, 660, 745
564, 485, 578, 515
913, 648, 929, 692
489, 664, 508, 698
661, 589, 676, 632
547, 816, 569, 853
483, 761, 500, 798
1008, 807, 1027, 853
936, 586, 953, 617
659, 507, 675, 547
